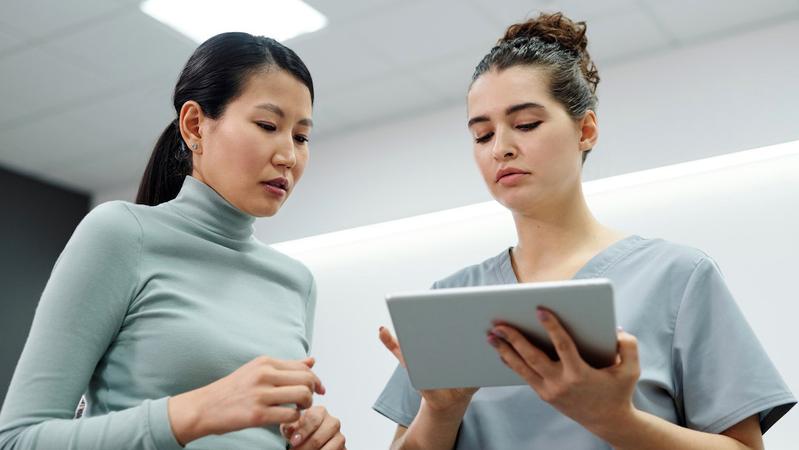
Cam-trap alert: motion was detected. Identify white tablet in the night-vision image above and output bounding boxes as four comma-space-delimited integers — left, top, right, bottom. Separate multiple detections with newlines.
385, 278, 617, 390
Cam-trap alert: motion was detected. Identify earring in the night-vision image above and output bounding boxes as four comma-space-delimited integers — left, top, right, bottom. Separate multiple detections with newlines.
192, 143, 198, 150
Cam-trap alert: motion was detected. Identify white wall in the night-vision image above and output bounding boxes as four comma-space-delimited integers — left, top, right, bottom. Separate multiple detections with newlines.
273, 143, 799, 449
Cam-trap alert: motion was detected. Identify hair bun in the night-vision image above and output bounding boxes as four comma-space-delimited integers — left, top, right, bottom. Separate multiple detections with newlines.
501, 12, 599, 93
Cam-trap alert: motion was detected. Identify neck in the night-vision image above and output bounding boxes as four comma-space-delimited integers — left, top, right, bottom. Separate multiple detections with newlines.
510, 184, 620, 279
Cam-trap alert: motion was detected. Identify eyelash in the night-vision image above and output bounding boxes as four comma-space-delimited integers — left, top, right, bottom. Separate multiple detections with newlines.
475, 121, 543, 144
257, 122, 310, 144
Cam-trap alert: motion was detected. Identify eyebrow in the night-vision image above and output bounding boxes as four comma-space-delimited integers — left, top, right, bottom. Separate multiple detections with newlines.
467, 102, 545, 128
256, 103, 313, 127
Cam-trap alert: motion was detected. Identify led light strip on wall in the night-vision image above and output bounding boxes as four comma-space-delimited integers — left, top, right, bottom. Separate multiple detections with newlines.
272, 140, 799, 255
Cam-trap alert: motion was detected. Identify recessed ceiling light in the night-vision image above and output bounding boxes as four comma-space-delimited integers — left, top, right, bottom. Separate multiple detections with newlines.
140, 0, 327, 43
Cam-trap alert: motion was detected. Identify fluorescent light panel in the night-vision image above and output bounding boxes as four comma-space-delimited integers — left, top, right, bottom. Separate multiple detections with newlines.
140, 0, 327, 43
271, 140, 799, 255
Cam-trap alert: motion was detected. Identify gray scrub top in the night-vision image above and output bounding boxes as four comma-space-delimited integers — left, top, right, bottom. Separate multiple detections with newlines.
373, 235, 795, 449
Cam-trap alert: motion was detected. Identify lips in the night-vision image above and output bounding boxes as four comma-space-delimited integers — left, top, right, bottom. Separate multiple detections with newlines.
263, 177, 289, 192
495, 167, 531, 183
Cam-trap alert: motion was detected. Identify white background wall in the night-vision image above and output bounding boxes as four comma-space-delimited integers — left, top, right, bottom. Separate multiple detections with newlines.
274, 146, 799, 449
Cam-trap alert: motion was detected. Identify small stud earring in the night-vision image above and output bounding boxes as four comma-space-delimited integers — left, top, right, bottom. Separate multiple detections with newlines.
192, 143, 198, 150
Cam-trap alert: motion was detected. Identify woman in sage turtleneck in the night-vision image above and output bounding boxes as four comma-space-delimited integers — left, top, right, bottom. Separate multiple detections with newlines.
0, 33, 346, 450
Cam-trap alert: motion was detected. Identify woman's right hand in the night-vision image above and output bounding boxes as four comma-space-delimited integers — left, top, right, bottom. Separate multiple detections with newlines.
379, 326, 478, 412
167, 355, 325, 446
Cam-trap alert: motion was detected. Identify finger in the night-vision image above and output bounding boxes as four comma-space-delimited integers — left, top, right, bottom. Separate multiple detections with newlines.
488, 333, 544, 388
259, 385, 314, 410
491, 325, 558, 378
280, 420, 300, 441
287, 406, 326, 448
616, 331, 640, 376
536, 308, 586, 371
255, 356, 314, 371
256, 406, 302, 425
379, 326, 406, 367
293, 412, 341, 450
263, 367, 325, 396
319, 433, 346, 450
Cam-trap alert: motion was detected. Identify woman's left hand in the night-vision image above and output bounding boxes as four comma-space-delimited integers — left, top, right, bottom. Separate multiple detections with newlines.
280, 405, 346, 450
488, 308, 641, 434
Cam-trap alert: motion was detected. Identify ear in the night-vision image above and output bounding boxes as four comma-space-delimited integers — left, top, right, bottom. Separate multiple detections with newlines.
578, 110, 598, 153
178, 100, 206, 154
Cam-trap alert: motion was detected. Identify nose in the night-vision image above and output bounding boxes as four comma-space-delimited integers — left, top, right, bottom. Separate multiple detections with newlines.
272, 134, 297, 169
491, 127, 517, 161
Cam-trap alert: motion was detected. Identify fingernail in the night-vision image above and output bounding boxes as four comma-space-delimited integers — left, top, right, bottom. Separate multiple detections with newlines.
491, 329, 507, 339
379, 326, 385, 332
291, 433, 303, 445
617, 325, 624, 332
537, 308, 549, 322
487, 334, 499, 348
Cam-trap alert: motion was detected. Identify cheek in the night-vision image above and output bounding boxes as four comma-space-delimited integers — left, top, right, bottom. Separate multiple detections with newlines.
291, 150, 309, 181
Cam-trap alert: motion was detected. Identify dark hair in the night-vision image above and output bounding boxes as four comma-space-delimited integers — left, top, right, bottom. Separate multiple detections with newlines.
136, 32, 314, 206
472, 12, 599, 162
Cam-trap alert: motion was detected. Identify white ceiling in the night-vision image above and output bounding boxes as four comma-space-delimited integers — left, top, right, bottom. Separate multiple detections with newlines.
1, 0, 798, 195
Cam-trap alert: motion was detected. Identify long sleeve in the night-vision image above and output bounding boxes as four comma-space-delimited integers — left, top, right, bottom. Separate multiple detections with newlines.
0, 202, 182, 450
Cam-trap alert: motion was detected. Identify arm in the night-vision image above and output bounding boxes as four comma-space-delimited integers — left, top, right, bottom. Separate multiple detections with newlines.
389, 399, 469, 450
0, 203, 183, 450
598, 410, 762, 450
488, 309, 764, 450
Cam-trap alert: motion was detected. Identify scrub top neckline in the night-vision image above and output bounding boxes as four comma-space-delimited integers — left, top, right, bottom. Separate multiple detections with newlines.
497, 234, 646, 284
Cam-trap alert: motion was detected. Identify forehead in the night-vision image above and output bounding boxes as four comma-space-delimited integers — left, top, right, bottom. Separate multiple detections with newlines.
232, 68, 313, 116
467, 65, 553, 114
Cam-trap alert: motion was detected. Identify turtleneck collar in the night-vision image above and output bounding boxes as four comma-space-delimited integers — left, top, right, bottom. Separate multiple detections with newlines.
169, 176, 255, 241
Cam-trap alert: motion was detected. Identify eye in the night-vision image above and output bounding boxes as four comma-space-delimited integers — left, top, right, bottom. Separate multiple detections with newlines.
256, 122, 276, 132
516, 121, 542, 131
475, 132, 494, 144
294, 134, 309, 144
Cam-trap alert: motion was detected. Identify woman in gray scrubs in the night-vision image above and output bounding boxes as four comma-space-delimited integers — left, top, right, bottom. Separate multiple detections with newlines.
373, 12, 795, 450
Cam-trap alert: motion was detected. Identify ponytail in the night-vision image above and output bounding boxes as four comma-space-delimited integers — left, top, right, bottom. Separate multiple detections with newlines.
135, 120, 192, 206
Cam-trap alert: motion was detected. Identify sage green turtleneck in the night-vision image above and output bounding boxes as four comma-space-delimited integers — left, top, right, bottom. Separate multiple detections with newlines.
0, 176, 316, 450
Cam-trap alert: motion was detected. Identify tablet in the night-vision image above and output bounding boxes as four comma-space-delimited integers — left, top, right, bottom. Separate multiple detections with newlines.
385, 278, 617, 390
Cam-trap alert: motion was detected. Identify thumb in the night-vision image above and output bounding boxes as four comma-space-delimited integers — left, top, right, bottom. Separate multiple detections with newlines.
379, 326, 406, 367
617, 331, 639, 372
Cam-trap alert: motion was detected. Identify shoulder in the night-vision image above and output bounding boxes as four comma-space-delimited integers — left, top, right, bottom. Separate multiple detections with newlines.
260, 243, 315, 290
74, 201, 143, 247
432, 249, 510, 289
628, 236, 714, 276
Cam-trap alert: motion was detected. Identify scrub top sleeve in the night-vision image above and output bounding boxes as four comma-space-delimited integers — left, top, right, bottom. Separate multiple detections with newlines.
373, 364, 422, 428
672, 257, 795, 434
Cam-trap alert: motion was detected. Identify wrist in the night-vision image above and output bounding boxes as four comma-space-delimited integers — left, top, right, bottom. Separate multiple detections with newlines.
421, 397, 471, 422
168, 388, 207, 446
585, 403, 641, 447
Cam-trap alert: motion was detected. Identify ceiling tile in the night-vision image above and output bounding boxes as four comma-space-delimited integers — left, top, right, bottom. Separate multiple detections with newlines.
48, 8, 195, 87
303, 0, 406, 23
467, 0, 639, 28
288, 26, 397, 91
348, 0, 502, 67
46, 138, 148, 193
0, 45, 113, 124
2, 0, 131, 41
642, 0, 799, 43
583, 8, 672, 64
